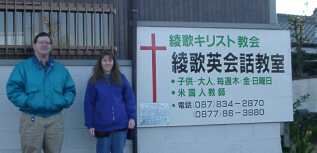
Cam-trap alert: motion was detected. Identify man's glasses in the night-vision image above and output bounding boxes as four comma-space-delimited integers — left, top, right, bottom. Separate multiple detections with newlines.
37, 41, 51, 45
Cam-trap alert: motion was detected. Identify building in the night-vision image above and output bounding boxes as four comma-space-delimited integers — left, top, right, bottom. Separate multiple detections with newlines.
278, 9, 317, 54
278, 9, 317, 77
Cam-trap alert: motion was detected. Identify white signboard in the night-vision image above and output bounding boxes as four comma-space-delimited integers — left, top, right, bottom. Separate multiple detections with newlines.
137, 26, 293, 127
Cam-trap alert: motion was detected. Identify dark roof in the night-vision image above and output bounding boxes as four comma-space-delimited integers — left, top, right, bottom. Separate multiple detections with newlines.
278, 13, 317, 44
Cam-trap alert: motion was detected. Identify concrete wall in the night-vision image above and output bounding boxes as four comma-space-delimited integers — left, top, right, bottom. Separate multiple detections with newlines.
138, 123, 282, 153
0, 64, 133, 153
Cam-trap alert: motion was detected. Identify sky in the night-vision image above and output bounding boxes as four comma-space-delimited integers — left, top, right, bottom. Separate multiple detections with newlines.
276, 0, 317, 16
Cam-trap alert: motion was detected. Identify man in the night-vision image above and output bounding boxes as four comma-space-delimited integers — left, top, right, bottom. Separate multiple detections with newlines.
6, 32, 76, 153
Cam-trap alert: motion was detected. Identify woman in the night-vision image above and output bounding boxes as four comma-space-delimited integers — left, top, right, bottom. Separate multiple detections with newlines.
84, 51, 136, 153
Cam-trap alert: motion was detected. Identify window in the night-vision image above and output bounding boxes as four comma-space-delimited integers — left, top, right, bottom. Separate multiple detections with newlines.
0, 11, 4, 45
0, 5, 114, 59
59, 12, 67, 48
77, 12, 84, 47
0, 11, 112, 48
108, 13, 113, 46
33, 11, 40, 39
25, 11, 32, 45
6, 11, 14, 45
85, 12, 92, 47
102, 13, 109, 47
68, 12, 76, 47
94, 13, 101, 47
50, 11, 58, 47
16, 11, 23, 45
42, 11, 50, 33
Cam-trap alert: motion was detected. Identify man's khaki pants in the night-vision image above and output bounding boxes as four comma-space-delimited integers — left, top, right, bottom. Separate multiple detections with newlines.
20, 112, 64, 153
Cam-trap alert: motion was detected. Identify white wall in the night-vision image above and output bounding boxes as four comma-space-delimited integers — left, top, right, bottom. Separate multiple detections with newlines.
0, 65, 133, 153
137, 123, 282, 153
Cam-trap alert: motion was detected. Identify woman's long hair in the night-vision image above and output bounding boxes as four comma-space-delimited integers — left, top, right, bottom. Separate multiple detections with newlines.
89, 51, 121, 85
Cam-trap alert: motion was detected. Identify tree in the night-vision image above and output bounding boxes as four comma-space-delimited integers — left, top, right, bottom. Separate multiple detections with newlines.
288, 16, 309, 78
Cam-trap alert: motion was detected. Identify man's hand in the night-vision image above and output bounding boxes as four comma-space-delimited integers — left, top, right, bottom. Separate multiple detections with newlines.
89, 128, 95, 137
128, 119, 135, 129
